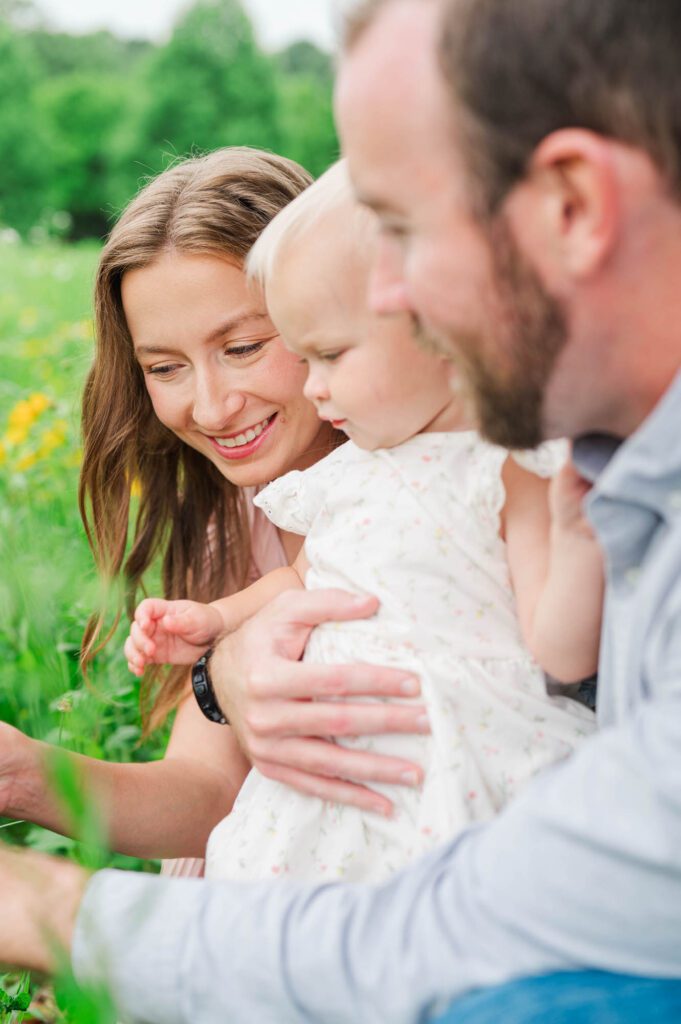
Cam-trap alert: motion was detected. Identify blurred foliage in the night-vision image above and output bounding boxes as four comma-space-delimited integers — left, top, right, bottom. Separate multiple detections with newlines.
0, 0, 337, 239
0, 240, 167, 848
0, 240, 164, 1020
141, 0, 281, 167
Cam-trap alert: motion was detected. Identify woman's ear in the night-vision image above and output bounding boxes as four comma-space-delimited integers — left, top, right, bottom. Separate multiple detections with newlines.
503, 128, 620, 286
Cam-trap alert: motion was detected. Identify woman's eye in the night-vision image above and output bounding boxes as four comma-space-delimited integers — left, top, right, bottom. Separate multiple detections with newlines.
227, 340, 266, 359
147, 364, 180, 377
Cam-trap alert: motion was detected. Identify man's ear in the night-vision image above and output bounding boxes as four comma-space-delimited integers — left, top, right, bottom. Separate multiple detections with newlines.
504, 129, 620, 284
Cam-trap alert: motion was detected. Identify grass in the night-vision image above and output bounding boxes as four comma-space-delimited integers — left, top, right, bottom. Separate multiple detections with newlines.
0, 239, 166, 1020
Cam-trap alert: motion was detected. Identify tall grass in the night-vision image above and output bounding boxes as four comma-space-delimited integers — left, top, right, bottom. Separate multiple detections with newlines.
0, 240, 165, 1020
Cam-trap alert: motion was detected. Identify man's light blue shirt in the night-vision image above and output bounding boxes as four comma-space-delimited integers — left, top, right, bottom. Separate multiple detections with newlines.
73, 371, 681, 1023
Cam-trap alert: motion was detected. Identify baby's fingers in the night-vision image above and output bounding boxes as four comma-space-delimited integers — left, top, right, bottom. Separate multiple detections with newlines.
161, 602, 221, 642
129, 621, 156, 660
124, 632, 149, 677
134, 597, 171, 632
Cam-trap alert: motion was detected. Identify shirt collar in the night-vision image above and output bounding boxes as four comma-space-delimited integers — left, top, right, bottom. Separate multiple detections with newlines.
574, 367, 681, 519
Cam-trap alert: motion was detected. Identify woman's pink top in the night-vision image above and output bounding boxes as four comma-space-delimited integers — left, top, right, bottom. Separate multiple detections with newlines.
161, 492, 287, 878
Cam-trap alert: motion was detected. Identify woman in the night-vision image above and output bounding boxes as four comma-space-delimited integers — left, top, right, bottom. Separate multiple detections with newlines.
0, 148, 426, 863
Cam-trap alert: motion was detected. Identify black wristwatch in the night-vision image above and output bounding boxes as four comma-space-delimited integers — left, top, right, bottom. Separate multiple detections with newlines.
191, 649, 228, 725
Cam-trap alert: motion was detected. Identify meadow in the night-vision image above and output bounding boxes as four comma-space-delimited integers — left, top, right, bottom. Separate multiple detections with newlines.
0, 239, 164, 1021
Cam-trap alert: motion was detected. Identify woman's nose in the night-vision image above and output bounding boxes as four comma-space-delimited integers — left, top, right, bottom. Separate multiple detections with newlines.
368, 237, 412, 315
192, 373, 245, 432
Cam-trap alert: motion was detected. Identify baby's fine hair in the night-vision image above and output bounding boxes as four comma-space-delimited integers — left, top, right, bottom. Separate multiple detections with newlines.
246, 159, 376, 292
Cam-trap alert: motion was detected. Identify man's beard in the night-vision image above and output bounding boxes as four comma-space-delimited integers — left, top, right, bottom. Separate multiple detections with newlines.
418, 217, 568, 449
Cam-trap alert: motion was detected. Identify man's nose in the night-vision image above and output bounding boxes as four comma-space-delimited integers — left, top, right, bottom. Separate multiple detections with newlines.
192, 374, 246, 432
368, 238, 411, 315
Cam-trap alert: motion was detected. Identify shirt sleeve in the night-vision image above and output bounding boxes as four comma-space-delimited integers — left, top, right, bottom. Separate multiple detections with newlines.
252, 446, 345, 536
72, 668, 681, 1023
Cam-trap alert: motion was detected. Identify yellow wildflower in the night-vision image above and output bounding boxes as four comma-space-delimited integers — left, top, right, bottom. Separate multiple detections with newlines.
19, 307, 38, 330
27, 392, 51, 416
35, 420, 68, 458
15, 451, 38, 471
5, 424, 28, 446
0, 441, 6, 465
7, 393, 51, 434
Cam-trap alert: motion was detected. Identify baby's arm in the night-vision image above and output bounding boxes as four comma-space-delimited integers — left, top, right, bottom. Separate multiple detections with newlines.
126, 561, 308, 675
501, 455, 604, 683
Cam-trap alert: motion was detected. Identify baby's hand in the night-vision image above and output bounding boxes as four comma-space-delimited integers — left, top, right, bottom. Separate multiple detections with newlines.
124, 598, 224, 677
549, 459, 595, 540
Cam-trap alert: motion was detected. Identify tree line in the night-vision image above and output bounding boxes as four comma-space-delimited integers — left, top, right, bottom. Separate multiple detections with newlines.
0, 0, 338, 239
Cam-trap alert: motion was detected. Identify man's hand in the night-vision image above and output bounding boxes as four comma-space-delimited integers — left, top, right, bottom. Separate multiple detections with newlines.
0, 844, 88, 974
209, 589, 429, 817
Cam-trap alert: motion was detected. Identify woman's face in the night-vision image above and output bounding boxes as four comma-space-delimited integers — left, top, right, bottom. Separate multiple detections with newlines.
122, 251, 333, 487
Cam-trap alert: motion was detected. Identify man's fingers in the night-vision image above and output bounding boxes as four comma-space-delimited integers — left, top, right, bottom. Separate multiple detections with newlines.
250, 661, 420, 701
246, 699, 429, 740
254, 737, 424, 788
257, 762, 394, 817
266, 588, 379, 629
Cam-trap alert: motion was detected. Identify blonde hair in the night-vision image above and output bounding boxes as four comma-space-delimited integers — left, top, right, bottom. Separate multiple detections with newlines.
80, 147, 314, 731
246, 159, 375, 294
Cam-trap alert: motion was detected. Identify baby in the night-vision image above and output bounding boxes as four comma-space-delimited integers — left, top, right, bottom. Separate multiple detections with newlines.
126, 162, 600, 883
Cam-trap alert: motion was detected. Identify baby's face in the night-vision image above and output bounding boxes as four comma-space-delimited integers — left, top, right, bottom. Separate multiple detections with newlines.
266, 227, 464, 450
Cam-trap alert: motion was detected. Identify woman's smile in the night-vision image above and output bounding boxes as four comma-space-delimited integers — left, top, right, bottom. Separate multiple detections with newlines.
208, 413, 277, 460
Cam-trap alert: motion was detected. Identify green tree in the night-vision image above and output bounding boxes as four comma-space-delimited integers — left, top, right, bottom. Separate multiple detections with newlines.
277, 73, 338, 178
274, 41, 338, 179
274, 40, 333, 82
141, 0, 280, 172
35, 72, 135, 238
0, 21, 49, 233
27, 28, 151, 79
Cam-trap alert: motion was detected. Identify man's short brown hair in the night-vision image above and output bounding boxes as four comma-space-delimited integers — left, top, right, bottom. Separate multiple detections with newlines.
440, 0, 681, 214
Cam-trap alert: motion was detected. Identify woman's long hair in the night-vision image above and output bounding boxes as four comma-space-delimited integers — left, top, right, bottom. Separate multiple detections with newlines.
79, 148, 314, 731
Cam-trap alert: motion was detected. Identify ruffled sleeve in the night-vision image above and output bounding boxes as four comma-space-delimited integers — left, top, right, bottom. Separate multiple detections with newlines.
252, 459, 330, 536
510, 439, 569, 478
470, 437, 569, 529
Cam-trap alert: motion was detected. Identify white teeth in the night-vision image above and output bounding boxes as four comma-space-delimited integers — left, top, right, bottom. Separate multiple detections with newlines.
215, 416, 270, 448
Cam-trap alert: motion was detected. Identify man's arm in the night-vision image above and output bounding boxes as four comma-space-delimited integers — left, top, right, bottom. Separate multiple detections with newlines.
68, 618, 681, 1023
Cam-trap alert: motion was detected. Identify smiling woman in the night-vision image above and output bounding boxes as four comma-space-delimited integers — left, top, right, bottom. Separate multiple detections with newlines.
81, 149, 338, 730
0, 147, 345, 870
122, 252, 328, 493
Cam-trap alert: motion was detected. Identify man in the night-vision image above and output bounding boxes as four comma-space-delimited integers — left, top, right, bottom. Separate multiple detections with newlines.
3, 1, 681, 1020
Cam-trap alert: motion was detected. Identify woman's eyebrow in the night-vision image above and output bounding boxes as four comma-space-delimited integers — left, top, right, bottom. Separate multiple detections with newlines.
136, 314, 272, 354
205, 312, 271, 342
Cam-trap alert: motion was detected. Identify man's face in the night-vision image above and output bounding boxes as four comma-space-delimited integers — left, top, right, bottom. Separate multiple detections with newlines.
335, 0, 569, 447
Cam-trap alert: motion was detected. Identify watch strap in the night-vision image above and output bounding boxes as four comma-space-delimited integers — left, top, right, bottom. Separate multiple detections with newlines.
191, 649, 228, 725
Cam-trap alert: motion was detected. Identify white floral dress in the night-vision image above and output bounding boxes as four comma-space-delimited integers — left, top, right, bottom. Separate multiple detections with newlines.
205, 432, 596, 883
